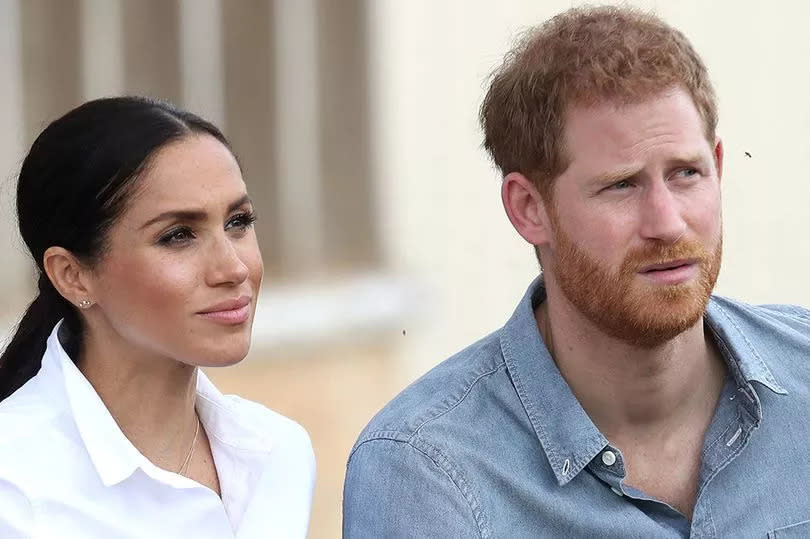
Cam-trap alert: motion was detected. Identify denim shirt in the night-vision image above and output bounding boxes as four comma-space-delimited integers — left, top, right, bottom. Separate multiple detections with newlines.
343, 277, 810, 538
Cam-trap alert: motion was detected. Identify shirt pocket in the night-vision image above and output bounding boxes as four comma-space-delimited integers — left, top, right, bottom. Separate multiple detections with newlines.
768, 519, 810, 538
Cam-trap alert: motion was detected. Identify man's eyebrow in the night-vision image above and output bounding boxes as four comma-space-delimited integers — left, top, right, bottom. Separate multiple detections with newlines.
139, 194, 252, 230
592, 166, 641, 186
665, 153, 707, 167
591, 154, 708, 186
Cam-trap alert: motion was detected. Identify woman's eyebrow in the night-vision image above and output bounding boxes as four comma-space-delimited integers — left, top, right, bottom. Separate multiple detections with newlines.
139, 194, 251, 230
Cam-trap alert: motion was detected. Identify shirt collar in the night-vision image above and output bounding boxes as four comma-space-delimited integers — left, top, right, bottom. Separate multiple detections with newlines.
44, 322, 145, 487
500, 277, 607, 486
43, 322, 274, 489
194, 371, 274, 454
705, 297, 787, 395
499, 276, 787, 486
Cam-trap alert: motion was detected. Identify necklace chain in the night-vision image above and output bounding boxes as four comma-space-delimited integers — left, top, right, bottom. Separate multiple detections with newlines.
178, 416, 200, 475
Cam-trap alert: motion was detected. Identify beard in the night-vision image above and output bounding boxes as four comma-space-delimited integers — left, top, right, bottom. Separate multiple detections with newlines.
549, 220, 722, 349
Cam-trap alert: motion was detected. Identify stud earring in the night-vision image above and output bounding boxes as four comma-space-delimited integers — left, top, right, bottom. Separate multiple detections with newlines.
78, 299, 93, 309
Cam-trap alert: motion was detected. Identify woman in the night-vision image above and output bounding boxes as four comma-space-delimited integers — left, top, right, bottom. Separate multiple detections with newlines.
0, 97, 315, 538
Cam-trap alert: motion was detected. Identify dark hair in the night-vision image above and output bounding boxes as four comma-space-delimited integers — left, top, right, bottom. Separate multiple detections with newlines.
0, 96, 232, 401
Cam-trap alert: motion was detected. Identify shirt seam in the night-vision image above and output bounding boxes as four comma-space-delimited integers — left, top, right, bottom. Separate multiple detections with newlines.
704, 498, 716, 539
701, 409, 743, 456
349, 435, 490, 538
410, 363, 506, 438
698, 417, 758, 500
769, 304, 810, 322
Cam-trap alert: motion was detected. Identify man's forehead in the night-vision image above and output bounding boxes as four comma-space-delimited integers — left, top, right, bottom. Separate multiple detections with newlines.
562, 89, 711, 159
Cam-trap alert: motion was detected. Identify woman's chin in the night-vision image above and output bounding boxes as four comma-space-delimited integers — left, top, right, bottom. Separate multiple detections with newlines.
189, 340, 252, 368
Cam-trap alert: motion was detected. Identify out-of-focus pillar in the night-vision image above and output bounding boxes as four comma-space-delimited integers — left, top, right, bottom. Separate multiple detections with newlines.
316, 0, 379, 272
0, 0, 30, 317
20, 0, 81, 143
80, 0, 124, 100
221, 0, 280, 274
121, 0, 181, 103
271, 0, 324, 277
179, 0, 225, 127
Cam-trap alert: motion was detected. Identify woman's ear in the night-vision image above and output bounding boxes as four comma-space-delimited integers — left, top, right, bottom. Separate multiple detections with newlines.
42, 247, 95, 308
501, 172, 553, 247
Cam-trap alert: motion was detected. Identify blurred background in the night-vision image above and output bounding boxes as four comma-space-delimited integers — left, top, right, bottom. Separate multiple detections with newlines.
1, 0, 809, 536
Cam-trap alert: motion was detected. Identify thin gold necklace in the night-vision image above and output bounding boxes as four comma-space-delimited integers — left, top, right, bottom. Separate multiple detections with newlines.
177, 417, 200, 476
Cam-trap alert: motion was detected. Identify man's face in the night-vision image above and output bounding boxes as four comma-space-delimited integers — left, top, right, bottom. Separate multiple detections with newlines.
543, 88, 723, 347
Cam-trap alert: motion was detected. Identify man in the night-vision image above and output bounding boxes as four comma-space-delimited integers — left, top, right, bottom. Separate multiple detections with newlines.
343, 6, 810, 538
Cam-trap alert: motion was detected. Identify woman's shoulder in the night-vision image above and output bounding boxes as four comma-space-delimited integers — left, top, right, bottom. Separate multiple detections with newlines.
221, 394, 313, 451
0, 375, 64, 449
0, 380, 72, 490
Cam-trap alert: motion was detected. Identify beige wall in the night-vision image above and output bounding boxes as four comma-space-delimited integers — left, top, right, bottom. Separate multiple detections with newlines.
367, 0, 810, 379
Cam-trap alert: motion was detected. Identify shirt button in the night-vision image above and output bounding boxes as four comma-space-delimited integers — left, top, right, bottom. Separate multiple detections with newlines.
601, 450, 617, 466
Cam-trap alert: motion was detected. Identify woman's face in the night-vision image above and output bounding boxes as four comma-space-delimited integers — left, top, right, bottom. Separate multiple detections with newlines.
85, 134, 263, 367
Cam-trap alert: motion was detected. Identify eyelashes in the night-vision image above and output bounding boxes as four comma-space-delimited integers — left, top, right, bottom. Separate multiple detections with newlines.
225, 211, 258, 231
157, 211, 258, 247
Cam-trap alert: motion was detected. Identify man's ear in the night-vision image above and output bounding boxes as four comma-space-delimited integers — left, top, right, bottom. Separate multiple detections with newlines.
714, 137, 724, 182
42, 247, 95, 308
501, 172, 553, 247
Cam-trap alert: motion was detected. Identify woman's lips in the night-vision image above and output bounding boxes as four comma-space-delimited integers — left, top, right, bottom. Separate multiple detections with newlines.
197, 296, 251, 324
198, 304, 250, 324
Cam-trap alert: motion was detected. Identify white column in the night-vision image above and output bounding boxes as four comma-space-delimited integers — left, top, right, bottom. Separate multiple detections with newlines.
79, 0, 124, 99
178, 0, 225, 127
0, 0, 32, 319
271, 0, 324, 273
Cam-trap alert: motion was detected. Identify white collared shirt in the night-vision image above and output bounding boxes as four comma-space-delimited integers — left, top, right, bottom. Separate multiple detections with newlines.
0, 323, 315, 538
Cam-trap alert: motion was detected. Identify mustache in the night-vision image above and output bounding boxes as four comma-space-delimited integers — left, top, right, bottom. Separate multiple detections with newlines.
621, 239, 709, 273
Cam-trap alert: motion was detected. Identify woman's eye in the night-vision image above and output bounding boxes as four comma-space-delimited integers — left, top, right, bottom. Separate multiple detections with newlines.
226, 211, 257, 231
158, 227, 195, 246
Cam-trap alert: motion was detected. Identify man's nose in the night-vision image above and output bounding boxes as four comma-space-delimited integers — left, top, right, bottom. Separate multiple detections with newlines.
638, 181, 687, 243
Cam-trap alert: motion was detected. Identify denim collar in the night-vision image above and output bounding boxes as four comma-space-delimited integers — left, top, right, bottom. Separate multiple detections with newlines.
499, 276, 787, 486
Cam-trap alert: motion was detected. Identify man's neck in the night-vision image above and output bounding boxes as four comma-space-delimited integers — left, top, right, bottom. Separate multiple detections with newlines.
536, 287, 727, 442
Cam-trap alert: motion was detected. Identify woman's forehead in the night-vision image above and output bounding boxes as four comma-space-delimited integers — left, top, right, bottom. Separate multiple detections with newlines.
131, 136, 245, 208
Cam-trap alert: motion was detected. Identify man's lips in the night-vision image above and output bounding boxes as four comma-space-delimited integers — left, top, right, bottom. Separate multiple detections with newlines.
637, 258, 700, 285
639, 258, 699, 273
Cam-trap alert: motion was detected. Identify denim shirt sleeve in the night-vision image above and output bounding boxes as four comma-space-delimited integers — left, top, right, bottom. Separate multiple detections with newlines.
343, 436, 483, 538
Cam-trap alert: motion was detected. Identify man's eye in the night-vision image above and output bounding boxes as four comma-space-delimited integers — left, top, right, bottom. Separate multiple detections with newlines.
610, 180, 633, 190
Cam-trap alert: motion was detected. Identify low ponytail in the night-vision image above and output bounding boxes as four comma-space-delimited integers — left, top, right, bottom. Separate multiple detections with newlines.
0, 274, 80, 401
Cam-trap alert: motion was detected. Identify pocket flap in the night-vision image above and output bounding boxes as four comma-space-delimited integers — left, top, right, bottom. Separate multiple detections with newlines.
768, 519, 810, 538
